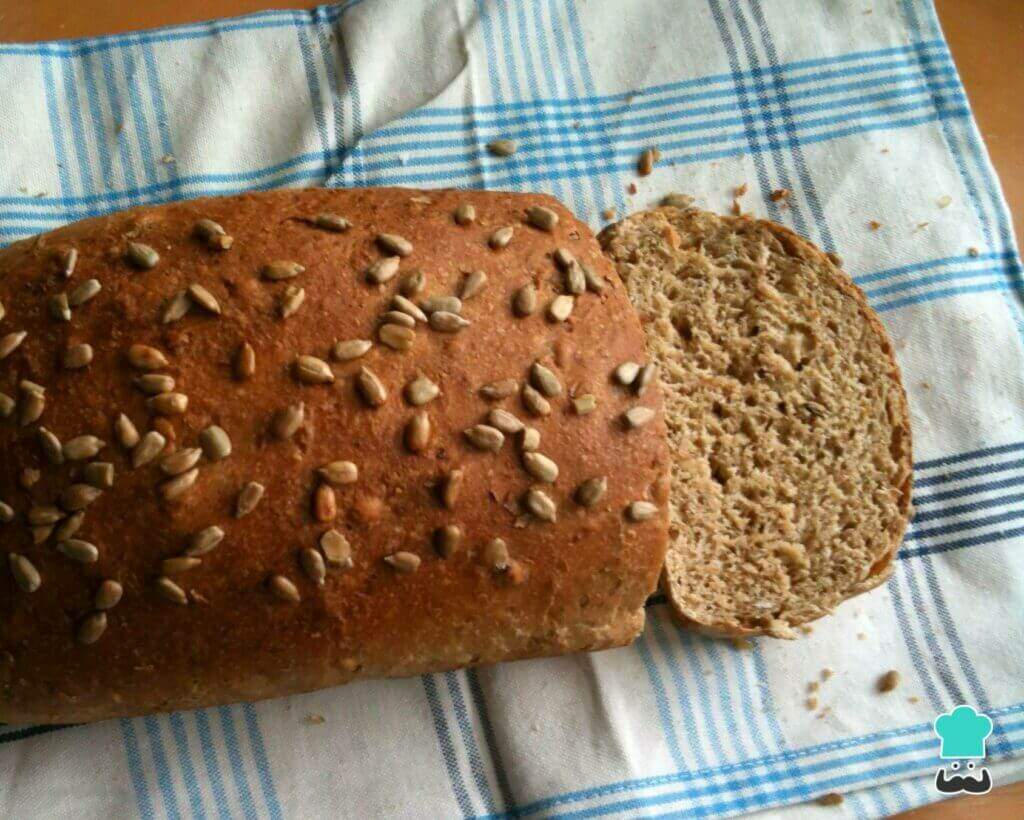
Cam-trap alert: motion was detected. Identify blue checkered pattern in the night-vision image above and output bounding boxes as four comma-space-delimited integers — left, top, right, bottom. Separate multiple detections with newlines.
2, 2, 1022, 817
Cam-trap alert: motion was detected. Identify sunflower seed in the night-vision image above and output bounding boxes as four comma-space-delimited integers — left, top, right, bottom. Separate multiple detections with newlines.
194, 218, 233, 249
9, 554, 41, 593
0, 299, 4, 321
38, 427, 64, 465
486, 139, 516, 157
582, 264, 605, 293
200, 425, 232, 461
126, 241, 159, 269
273, 402, 305, 440
314, 212, 351, 232
262, 260, 305, 281
405, 412, 431, 453
379, 323, 416, 351
400, 269, 426, 297
63, 435, 105, 461
155, 576, 188, 605
573, 477, 606, 509
480, 379, 518, 400
235, 342, 256, 380
235, 481, 265, 517
626, 501, 658, 521
161, 447, 202, 476
61, 247, 79, 278
187, 283, 221, 314
160, 290, 191, 324
404, 376, 439, 406
332, 338, 373, 364
19, 389, 45, 425
460, 270, 488, 300
661, 193, 694, 208
20, 467, 41, 489
29, 505, 64, 525
464, 424, 504, 452
483, 538, 510, 571
366, 256, 400, 284
95, 579, 123, 610
114, 413, 140, 449
279, 285, 305, 319
547, 295, 574, 322
186, 526, 225, 557
294, 355, 334, 384
526, 205, 558, 232
434, 524, 462, 558
565, 261, 586, 295
134, 374, 175, 395
523, 452, 559, 483
314, 484, 337, 522
488, 408, 524, 434
76, 612, 107, 645
49, 293, 71, 322
442, 469, 464, 509
162, 556, 201, 575
318, 461, 358, 485
356, 366, 387, 407
525, 489, 557, 522
489, 226, 514, 249
269, 574, 301, 603
420, 295, 462, 315
624, 406, 655, 428
58, 538, 99, 563
128, 344, 168, 371
635, 363, 658, 396
430, 311, 470, 333
148, 392, 188, 415
83, 461, 115, 489
320, 530, 353, 567
521, 384, 551, 417
454, 202, 476, 225
637, 147, 659, 176
31, 524, 53, 544
68, 278, 101, 306
54, 511, 84, 541
377, 233, 413, 257
160, 468, 198, 501
0, 331, 27, 360
615, 362, 640, 385
573, 394, 597, 415
384, 552, 421, 573
300, 548, 327, 586
518, 427, 540, 452
0, 500, 14, 523
21, 379, 44, 395
132, 431, 167, 468
392, 294, 428, 323
0, 392, 13, 418
513, 284, 537, 317
530, 362, 562, 397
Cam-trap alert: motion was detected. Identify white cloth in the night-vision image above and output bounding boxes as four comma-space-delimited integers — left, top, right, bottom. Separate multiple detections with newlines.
1, 1, 1022, 817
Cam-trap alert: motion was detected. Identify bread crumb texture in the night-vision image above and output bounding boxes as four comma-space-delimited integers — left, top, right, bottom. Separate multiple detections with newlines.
600, 206, 912, 637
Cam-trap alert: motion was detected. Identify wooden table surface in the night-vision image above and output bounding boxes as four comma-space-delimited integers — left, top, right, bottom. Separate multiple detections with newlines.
1, 1, 1021, 817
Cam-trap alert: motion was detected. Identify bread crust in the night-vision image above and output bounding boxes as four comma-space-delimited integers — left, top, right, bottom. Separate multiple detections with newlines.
0, 188, 668, 723
600, 206, 911, 638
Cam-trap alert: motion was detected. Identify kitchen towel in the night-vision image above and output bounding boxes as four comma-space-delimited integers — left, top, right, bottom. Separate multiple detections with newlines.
1, 1, 1022, 817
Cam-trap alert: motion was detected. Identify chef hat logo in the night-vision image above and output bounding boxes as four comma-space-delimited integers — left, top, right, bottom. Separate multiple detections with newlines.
933, 705, 993, 759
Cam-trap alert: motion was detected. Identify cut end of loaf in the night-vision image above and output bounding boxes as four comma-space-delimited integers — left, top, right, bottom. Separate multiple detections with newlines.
600, 205, 912, 637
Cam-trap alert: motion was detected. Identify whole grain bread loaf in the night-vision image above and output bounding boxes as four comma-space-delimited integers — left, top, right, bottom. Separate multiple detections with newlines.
0, 188, 668, 724
600, 206, 911, 638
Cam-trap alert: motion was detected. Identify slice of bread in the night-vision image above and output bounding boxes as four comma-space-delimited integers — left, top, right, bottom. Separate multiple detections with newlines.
600, 206, 912, 637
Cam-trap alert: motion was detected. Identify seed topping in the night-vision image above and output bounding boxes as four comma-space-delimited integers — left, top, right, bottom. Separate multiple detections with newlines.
525, 489, 557, 522
313, 212, 351, 232
320, 530, 354, 567
384, 552, 421, 573
300, 548, 327, 586
235, 342, 256, 380
68, 278, 101, 307
63, 435, 105, 461
160, 468, 199, 501
128, 344, 168, 371
132, 431, 167, 467
392, 294, 428, 323
314, 484, 337, 522
430, 311, 470, 333
442, 469, 463, 509
486, 139, 516, 157
480, 379, 518, 400
575, 477, 607, 507
187, 283, 221, 314
521, 384, 551, 417
200, 425, 232, 461
186, 526, 225, 557
318, 461, 358, 485
95, 579, 123, 610
83, 462, 115, 489
460, 270, 488, 300
332, 339, 373, 361
262, 260, 305, 281
194, 218, 234, 249
454, 203, 476, 225
377, 233, 413, 257
434, 525, 462, 558
405, 376, 439, 406
0, 331, 27, 360
161, 447, 202, 476
9, 554, 41, 593
522, 452, 559, 483
405, 412, 432, 453
279, 286, 306, 318
115, 413, 140, 449
626, 501, 658, 522
489, 226, 514, 249
379, 323, 415, 351
273, 402, 305, 440
155, 576, 188, 605
126, 241, 160, 269
294, 355, 334, 384
464, 424, 504, 452
58, 538, 99, 563
236, 482, 265, 517
366, 256, 400, 284
148, 392, 189, 415
525, 205, 558, 232
49, 293, 71, 322
77, 612, 108, 645
356, 367, 388, 407
488, 408, 524, 434
547, 295, 574, 322
624, 406, 655, 428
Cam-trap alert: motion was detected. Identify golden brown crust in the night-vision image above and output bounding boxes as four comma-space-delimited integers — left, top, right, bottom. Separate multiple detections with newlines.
0, 188, 668, 723
600, 206, 911, 638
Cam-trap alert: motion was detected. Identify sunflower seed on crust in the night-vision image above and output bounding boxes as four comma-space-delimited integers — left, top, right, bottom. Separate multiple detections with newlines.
20, 468, 41, 489
155, 576, 188, 605
300, 548, 327, 586
77, 612, 107, 645
420, 295, 462, 315
9, 554, 41, 593
547, 295, 574, 322
564, 261, 586, 295
521, 384, 551, 417
442, 469, 463, 509
488, 408, 524, 434
0, 392, 14, 418
573, 394, 597, 415
294, 355, 334, 384
522, 452, 559, 483
356, 367, 387, 407
200, 425, 232, 461
19, 390, 45, 426
83, 462, 115, 489
49, 293, 71, 322
489, 226, 514, 249
0, 331, 27, 360
332, 339, 373, 361
314, 484, 337, 522
194, 218, 233, 249
269, 574, 301, 603
63, 435, 105, 461
115, 413, 140, 449
464, 424, 504, 452
161, 468, 198, 501
582, 264, 605, 293
384, 552, 421, 573
480, 379, 518, 400
661, 193, 694, 208
635, 363, 658, 396
31, 525, 53, 544
526, 205, 558, 232
525, 488, 557, 522
318, 461, 358, 485
38, 427, 64, 465
518, 427, 540, 452
235, 342, 256, 380
615, 362, 640, 385
0, 500, 14, 523
54, 511, 84, 541
188, 283, 221, 314
126, 242, 160, 270
134, 374, 175, 395
623, 406, 655, 428
128, 344, 168, 371
161, 290, 192, 324
513, 284, 537, 317
405, 376, 439, 406
482, 538, 510, 571
162, 556, 201, 575
161, 447, 202, 476
377, 233, 413, 257
148, 392, 189, 415
132, 431, 167, 468
379, 323, 415, 350
320, 530, 354, 567
313, 212, 351, 232
405, 412, 431, 453
454, 202, 476, 225
262, 260, 305, 281
366, 256, 400, 284
486, 139, 516, 157
94, 579, 123, 610
530, 362, 562, 397
235, 482, 265, 517
61, 247, 78, 278
430, 311, 470, 333
392, 294, 428, 323
28, 505, 63, 526
575, 477, 607, 507
58, 538, 99, 563
434, 525, 462, 558
273, 402, 305, 440
399, 269, 426, 297
626, 501, 658, 522
279, 285, 305, 319
186, 526, 225, 557
68, 278, 101, 307
460, 270, 488, 300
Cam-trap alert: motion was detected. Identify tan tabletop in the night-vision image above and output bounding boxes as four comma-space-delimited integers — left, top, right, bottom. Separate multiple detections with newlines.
1, 2, 1021, 817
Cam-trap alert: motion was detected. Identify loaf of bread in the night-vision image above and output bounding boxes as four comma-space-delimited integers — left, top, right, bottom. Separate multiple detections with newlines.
600, 205, 911, 638
0, 188, 668, 724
